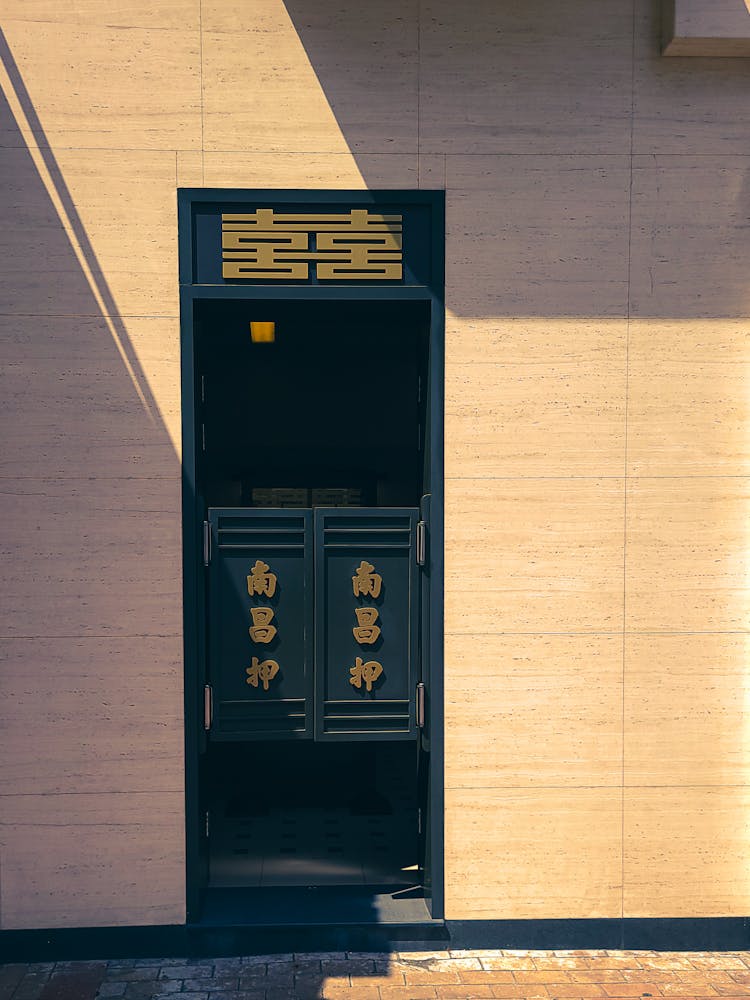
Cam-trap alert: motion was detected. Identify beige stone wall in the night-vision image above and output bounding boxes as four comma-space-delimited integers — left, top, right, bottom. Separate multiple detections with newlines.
0, 0, 748, 928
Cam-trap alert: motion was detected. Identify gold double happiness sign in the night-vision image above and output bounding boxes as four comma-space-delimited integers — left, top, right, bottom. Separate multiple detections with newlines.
221, 208, 403, 281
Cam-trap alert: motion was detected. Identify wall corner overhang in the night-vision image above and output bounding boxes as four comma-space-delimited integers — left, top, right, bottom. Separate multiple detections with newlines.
662, 0, 750, 55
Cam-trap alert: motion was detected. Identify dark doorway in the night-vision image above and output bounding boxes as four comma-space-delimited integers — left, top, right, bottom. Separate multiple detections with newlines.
188, 298, 438, 922
195, 298, 429, 510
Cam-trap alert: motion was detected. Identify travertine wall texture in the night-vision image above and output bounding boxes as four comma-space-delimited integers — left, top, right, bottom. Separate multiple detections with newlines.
0, 0, 749, 928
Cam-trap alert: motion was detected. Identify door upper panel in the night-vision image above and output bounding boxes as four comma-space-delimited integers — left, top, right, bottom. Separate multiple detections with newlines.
208, 508, 313, 740
314, 508, 419, 741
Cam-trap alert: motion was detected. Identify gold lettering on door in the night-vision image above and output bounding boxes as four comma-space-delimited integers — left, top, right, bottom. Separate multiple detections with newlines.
247, 559, 277, 597
349, 657, 383, 693
352, 560, 382, 598
246, 657, 280, 691
353, 607, 381, 644
249, 606, 277, 643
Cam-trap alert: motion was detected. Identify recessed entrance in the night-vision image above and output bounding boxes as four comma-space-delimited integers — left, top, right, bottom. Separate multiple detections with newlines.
179, 189, 444, 932
186, 296, 439, 922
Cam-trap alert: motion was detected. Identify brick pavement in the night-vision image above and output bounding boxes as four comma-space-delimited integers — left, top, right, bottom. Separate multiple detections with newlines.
3, 951, 750, 1000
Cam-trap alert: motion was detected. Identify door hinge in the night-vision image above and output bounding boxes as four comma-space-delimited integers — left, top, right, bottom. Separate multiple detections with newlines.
204, 683, 213, 731
200, 375, 206, 404
416, 520, 427, 566
203, 520, 211, 567
205, 810, 210, 839
416, 681, 426, 728
418, 807, 422, 835
201, 423, 206, 451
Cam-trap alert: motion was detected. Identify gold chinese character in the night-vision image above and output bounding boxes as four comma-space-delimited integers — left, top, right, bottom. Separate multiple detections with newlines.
246, 657, 280, 691
352, 560, 382, 598
249, 606, 277, 644
221, 210, 403, 282
247, 559, 277, 597
349, 657, 383, 693
353, 607, 381, 645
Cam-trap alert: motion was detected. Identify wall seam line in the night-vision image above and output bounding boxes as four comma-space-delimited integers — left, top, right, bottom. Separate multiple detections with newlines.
198, 0, 205, 185
621, 0, 638, 934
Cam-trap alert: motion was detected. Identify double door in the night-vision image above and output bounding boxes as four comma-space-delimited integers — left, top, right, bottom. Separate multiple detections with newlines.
205, 506, 423, 742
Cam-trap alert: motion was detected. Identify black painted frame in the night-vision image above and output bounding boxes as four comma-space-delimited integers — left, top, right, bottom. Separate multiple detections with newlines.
178, 189, 445, 925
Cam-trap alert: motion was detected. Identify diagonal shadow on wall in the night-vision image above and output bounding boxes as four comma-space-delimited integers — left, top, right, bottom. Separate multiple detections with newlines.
0, 28, 186, 932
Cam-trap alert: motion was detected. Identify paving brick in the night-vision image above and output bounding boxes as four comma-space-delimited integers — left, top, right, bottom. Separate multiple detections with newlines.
619, 974, 672, 984
556, 953, 609, 959
470, 983, 546, 998
601, 984, 663, 997
483, 957, 538, 971
0, 968, 26, 991
436, 986, 495, 998
692, 960, 750, 973
320, 986, 380, 999
361, 972, 413, 990
123, 982, 171, 1000
106, 972, 158, 984
206, 992, 264, 1000
298, 953, 347, 963
459, 971, 515, 985
491, 990, 545, 1000
201, 975, 240, 991
531, 960, 591, 972
659, 987, 718, 999
547, 985, 608, 998
404, 970, 462, 985
514, 972, 574, 984
209, 963, 242, 976
159, 969, 212, 982
13, 985, 49, 1000
455, 952, 508, 960
430, 959, 485, 972
268, 987, 320, 1000
95, 984, 127, 998
378, 987, 438, 999
241, 955, 292, 966
585, 959, 645, 972
37, 966, 107, 1000
244, 970, 294, 989
396, 953, 452, 962
636, 959, 695, 974
321, 959, 376, 977
570, 973, 627, 984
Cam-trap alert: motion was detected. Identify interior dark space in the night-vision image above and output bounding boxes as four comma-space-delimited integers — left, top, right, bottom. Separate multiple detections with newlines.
193, 298, 430, 907
194, 298, 430, 510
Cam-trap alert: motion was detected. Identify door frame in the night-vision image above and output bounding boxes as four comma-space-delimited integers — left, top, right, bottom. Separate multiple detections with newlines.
178, 189, 445, 922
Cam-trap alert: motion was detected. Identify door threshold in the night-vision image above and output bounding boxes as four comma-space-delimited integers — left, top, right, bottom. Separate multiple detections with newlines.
199, 885, 441, 928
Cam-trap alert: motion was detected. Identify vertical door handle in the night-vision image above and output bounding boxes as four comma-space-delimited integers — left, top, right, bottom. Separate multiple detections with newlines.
416, 520, 427, 566
416, 682, 426, 728
204, 684, 213, 731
